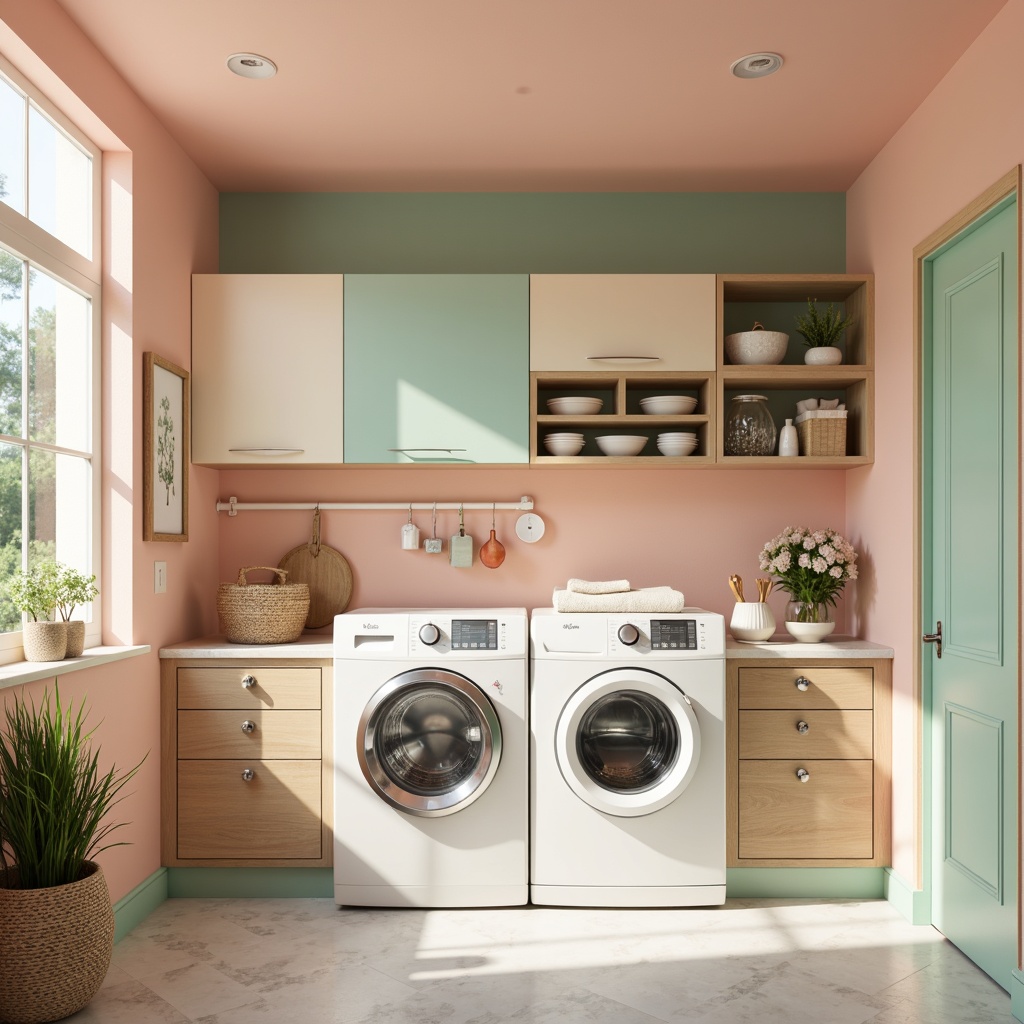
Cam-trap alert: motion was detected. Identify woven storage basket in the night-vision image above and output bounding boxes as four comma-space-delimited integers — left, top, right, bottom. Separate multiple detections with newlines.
0, 861, 114, 1024
217, 566, 310, 644
795, 412, 847, 457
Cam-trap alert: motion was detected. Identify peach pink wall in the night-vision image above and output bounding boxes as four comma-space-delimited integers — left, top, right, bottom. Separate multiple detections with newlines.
0, 3, 220, 901
846, 0, 1024, 886
215, 466, 850, 632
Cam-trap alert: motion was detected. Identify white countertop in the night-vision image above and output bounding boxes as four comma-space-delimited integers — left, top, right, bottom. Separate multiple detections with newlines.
159, 635, 333, 659
726, 635, 894, 659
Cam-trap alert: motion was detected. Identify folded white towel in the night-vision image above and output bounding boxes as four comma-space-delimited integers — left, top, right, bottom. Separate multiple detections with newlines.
567, 578, 631, 595
552, 586, 686, 613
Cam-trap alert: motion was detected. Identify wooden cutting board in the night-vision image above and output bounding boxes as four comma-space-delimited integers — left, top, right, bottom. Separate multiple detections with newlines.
278, 510, 353, 629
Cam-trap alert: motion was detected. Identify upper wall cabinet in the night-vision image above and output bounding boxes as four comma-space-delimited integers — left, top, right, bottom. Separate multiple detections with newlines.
343, 275, 530, 464
529, 274, 717, 372
191, 274, 345, 467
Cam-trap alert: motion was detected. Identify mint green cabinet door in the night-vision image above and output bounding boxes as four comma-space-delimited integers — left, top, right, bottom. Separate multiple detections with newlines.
344, 275, 529, 464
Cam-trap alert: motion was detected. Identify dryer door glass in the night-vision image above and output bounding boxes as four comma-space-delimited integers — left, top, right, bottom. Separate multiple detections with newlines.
576, 690, 679, 792
359, 669, 502, 817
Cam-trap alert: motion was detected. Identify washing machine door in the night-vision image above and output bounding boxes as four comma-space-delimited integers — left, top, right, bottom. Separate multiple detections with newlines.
358, 668, 502, 817
555, 668, 699, 818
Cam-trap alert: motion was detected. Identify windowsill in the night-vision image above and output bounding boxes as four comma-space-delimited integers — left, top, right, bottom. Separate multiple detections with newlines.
0, 644, 151, 692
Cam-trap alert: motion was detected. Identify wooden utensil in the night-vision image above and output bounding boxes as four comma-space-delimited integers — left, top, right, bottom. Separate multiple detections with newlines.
480, 504, 506, 569
728, 574, 744, 603
756, 577, 774, 602
278, 507, 353, 628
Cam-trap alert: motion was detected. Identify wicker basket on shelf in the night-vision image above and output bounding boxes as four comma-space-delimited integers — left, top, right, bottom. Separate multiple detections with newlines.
217, 566, 310, 644
795, 410, 847, 457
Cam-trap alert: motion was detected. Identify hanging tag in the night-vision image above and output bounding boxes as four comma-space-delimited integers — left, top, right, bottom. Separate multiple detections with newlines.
401, 506, 420, 550
449, 503, 473, 567
424, 502, 443, 553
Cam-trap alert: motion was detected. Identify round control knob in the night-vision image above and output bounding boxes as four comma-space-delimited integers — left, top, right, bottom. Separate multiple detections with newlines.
241, 768, 255, 782
418, 623, 441, 646
796, 768, 810, 783
241, 674, 256, 689
241, 720, 256, 734
617, 623, 640, 646
795, 676, 811, 692
796, 720, 809, 734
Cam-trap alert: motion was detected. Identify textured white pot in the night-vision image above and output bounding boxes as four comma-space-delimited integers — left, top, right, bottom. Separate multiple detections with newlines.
804, 346, 842, 366
22, 620, 67, 662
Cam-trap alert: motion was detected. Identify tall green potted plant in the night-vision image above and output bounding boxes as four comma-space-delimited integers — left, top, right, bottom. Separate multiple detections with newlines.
795, 297, 854, 366
0, 687, 145, 1024
54, 565, 98, 659
4, 563, 66, 662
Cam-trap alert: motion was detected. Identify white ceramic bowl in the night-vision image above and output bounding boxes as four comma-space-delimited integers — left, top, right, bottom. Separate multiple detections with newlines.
595, 434, 648, 457
545, 432, 584, 439
724, 328, 789, 365
658, 443, 697, 457
543, 436, 585, 456
658, 431, 697, 440
639, 395, 698, 415
784, 620, 836, 643
547, 396, 603, 415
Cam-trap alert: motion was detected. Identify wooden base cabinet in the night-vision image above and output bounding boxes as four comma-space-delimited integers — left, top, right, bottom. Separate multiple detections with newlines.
161, 660, 333, 867
727, 659, 891, 867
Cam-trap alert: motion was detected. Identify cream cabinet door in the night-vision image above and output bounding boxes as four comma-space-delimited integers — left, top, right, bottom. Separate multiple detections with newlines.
191, 274, 345, 466
529, 274, 716, 371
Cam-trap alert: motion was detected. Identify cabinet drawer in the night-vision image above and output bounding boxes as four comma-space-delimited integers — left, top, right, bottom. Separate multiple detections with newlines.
177, 710, 321, 759
529, 274, 716, 371
738, 759, 873, 859
177, 667, 321, 709
177, 759, 322, 859
737, 666, 872, 710
738, 710, 873, 760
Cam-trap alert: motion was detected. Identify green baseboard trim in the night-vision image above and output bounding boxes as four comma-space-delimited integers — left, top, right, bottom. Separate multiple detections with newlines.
726, 867, 884, 899
1011, 969, 1024, 1022
883, 868, 932, 925
167, 867, 333, 898
113, 868, 168, 942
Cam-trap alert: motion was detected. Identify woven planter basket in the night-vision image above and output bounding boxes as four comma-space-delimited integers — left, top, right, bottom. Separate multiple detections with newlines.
795, 412, 847, 457
64, 620, 86, 659
21, 621, 67, 663
0, 861, 114, 1024
217, 566, 310, 644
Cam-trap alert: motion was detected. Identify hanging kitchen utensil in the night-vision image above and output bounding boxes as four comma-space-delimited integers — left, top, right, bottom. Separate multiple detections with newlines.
480, 503, 506, 569
728, 574, 744, 603
401, 504, 420, 550
449, 503, 473, 568
424, 502, 443, 553
278, 506, 354, 628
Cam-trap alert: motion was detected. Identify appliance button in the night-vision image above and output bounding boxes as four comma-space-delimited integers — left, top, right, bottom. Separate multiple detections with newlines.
419, 623, 442, 646
617, 623, 640, 646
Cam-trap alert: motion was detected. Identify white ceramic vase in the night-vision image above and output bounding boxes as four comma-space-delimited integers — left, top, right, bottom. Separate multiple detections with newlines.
804, 346, 842, 366
730, 602, 776, 641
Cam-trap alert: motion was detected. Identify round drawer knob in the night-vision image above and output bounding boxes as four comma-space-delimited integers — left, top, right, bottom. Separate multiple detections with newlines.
795, 676, 811, 692
796, 720, 809, 734
241, 720, 256, 734
241, 768, 255, 782
796, 768, 810, 783
241, 674, 257, 689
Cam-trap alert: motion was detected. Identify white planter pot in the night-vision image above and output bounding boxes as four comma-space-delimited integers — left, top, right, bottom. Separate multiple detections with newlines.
804, 346, 842, 366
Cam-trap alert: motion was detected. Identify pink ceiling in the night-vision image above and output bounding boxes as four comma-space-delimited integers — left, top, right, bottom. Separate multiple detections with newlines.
54, 0, 1009, 193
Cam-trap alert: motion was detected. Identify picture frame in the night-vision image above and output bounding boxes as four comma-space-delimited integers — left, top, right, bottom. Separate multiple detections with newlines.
143, 352, 190, 542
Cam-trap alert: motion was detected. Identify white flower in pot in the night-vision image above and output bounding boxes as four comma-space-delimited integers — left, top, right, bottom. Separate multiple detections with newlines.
54, 564, 99, 659
3, 563, 66, 662
795, 298, 854, 366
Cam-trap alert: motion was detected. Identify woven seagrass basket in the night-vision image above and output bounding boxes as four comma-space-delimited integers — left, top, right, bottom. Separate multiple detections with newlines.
217, 566, 310, 644
795, 413, 847, 457
0, 861, 114, 1024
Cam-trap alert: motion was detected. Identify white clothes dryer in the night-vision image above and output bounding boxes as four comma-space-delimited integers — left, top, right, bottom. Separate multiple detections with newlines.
333, 608, 528, 907
530, 608, 726, 907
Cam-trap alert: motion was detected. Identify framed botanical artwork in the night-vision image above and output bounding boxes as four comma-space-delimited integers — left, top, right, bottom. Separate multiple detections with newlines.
143, 352, 189, 542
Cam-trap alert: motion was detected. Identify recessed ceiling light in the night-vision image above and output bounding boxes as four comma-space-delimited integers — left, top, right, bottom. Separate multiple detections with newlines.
730, 52, 784, 79
226, 53, 278, 79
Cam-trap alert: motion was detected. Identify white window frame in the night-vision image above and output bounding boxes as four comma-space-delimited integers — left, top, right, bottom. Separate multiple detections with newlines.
0, 52, 102, 662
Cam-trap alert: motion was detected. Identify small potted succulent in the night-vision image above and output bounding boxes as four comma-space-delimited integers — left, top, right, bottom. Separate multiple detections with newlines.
4, 563, 66, 662
795, 298, 854, 366
54, 565, 98, 659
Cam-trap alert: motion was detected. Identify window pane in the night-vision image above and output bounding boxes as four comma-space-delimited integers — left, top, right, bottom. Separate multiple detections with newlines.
0, 441, 23, 631
0, 76, 26, 217
28, 264, 90, 452
28, 105, 91, 259
0, 248, 24, 437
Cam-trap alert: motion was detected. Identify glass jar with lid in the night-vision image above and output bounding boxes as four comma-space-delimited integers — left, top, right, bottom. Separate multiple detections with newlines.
724, 394, 777, 456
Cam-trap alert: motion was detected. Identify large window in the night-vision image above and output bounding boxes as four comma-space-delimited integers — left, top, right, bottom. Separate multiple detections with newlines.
0, 55, 101, 661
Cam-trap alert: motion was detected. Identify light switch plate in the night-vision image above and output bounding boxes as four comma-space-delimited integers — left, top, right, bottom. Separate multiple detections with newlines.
154, 561, 167, 593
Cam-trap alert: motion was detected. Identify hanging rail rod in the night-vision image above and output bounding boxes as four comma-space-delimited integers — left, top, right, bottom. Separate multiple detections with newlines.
216, 495, 535, 517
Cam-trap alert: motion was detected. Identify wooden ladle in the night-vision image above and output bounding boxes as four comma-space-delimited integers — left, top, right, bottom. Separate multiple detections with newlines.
480, 504, 506, 569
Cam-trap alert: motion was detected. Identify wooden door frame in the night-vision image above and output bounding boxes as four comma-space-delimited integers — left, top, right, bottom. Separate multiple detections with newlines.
912, 166, 1021, 959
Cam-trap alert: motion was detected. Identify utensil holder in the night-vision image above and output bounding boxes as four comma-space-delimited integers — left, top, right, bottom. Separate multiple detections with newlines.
730, 602, 776, 641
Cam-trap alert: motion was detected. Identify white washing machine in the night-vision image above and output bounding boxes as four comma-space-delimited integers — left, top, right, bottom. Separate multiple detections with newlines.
333, 608, 528, 908
530, 608, 726, 907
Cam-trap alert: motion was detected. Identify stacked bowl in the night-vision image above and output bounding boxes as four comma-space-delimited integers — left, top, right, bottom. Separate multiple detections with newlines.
639, 395, 698, 415
657, 431, 698, 457
544, 432, 585, 456
547, 396, 603, 415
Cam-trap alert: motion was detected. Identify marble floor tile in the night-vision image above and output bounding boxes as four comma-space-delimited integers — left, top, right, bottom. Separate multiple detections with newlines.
68, 897, 1014, 1023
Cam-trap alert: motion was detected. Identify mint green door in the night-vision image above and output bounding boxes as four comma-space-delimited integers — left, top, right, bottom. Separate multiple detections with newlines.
343, 275, 529, 463
924, 196, 1017, 990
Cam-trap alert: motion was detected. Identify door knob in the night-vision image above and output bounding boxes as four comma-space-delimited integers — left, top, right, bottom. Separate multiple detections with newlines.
241, 720, 256, 734
922, 620, 943, 659
242, 674, 256, 689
